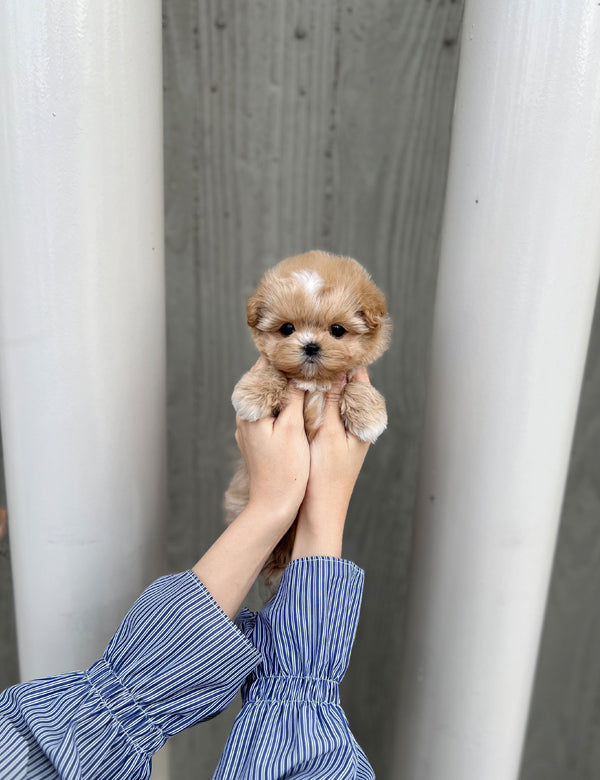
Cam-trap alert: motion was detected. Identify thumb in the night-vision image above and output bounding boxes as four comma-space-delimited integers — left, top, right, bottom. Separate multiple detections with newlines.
250, 355, 270, 372
278, 380, 305, 425
322, 374, 347, 432
325, 374, 347, 407
350, 365, 371, 385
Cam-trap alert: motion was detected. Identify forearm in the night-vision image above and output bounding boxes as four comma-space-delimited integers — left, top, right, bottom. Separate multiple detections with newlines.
291, 373, 370, 562
291, 497, 347, 560
193, 504, 290, 618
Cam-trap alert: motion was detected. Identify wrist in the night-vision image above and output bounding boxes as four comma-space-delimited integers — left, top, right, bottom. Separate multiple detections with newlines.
291, 525, 343, 559
244, 498, 299, 534
297, 489, 350, 531
291, 502, 348, 560
192, 502, 295, 619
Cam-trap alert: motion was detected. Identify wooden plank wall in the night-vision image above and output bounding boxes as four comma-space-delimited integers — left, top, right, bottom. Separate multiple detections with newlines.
162, 0, 463, 775
0, 1, 599, 777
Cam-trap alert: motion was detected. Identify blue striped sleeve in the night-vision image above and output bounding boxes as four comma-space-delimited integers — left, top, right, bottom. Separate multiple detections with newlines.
0, 570, 261, 779
213, 556, 375, 779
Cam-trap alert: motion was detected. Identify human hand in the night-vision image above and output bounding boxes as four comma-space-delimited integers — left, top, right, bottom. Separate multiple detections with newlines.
292, 367, 372, 559
235, 357, 310, 530
193, 359, 309, 618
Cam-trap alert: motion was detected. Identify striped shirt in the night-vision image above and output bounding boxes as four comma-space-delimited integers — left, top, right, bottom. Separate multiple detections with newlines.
0, 557, 373, 779
216, 557, 375, 779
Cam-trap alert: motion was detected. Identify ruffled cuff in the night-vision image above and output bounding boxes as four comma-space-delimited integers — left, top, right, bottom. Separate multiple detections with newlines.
236, 556, 364, 693
0, 571, 261, 779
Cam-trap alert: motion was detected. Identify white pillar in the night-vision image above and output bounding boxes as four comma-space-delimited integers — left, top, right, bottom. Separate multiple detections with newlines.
394, 3, 600, 779
0, 0, 166, 684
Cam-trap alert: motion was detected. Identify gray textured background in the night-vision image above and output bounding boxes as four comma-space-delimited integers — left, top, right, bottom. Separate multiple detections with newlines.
1, 1, 599, 778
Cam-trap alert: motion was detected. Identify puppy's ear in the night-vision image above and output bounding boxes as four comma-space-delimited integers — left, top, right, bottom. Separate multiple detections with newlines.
359, 285, 388, 331
247, 286, 264, 328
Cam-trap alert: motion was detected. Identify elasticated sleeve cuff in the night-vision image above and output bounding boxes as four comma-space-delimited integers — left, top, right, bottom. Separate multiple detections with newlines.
236, 556, 365, 683
216, 558, 374, 779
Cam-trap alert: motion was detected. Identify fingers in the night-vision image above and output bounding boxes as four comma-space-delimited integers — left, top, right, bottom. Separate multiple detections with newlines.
276, 380, 305, 428
235, 357, 274, 441
235, 412, 274, 444
236, 366, 372, 444
321, 374, 347, 435
324, 374, 347, 407
350, 365, 371, 385
250, 355, 270, 372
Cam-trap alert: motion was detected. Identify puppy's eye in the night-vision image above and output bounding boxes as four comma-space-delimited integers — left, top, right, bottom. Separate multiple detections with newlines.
279, 323, 295, 337
330, 324, 346, 338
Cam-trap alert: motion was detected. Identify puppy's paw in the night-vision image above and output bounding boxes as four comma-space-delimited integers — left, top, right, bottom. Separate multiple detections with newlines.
232, 366, 288, 421
340, 381, 387, 443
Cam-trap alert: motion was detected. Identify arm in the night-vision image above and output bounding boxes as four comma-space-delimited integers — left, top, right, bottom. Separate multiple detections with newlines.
0, 365, 309, 779
0, 572, 263, 780
214, 369, 377, 779
291, 367, 371, 559
193, 369, 309, 618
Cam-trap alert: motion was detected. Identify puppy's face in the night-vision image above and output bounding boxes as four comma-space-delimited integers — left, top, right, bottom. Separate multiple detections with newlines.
246, 252, 390, 386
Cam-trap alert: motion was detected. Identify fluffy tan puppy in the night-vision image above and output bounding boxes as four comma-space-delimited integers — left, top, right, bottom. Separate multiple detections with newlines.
225, 250, 391, 585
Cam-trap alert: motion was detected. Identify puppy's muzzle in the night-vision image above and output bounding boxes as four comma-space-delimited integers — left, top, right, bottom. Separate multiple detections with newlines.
303, 342, 321, 358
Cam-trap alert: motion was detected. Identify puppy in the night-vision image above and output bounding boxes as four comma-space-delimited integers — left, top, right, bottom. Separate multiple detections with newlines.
225, 250, 391, 586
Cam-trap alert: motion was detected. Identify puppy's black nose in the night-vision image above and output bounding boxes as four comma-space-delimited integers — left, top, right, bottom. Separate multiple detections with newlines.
303, 342, 321, 357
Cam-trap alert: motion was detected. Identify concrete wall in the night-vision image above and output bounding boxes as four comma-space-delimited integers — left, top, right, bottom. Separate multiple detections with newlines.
1, 1, 599, 778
